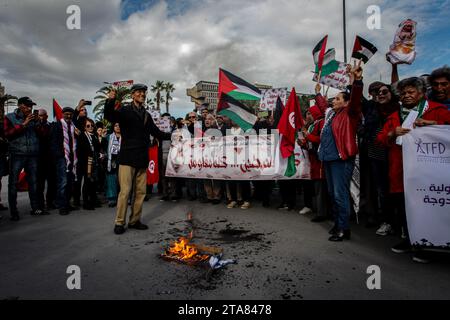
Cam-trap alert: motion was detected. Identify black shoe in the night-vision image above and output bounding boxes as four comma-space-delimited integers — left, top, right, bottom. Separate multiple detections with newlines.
311, 216, 327, 223
30, 209, 50, 216
328, 229, 351, 241
391, 240, 412, 254
114, 225, 126, 235
188, 196, 197, 201
108, 202, 117, 208
329, 225, 337, 235
412, 251, 431, 264
10, 214, 20, 221
211, 199, 221, 205
59, 208, 70, 215
128, 221, 149, 230
159, 196, 170, 202
144, 195, 150, 202
277, 203, 289, 210
171, 196, 180, 203
262, 201, 270, 208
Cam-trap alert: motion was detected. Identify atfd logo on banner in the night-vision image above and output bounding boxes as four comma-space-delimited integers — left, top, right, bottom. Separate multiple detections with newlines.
402, 126, 450, 250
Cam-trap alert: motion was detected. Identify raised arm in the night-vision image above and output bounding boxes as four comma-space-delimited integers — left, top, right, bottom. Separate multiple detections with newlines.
104, 90, 119, 124
347, 61, 364, 118
314, 83, 329, 115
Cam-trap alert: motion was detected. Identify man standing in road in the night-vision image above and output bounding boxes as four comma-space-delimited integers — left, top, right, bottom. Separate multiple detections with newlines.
104, 84, 169, 235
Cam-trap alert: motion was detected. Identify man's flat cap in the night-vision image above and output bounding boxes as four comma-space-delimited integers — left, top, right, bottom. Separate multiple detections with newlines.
130, 84, 148, 92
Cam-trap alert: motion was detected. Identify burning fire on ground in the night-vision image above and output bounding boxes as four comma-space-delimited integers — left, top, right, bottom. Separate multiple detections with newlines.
161, 236, 210, 263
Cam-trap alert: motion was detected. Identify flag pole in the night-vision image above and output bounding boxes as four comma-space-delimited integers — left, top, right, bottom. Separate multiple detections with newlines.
343, 0, 347, 63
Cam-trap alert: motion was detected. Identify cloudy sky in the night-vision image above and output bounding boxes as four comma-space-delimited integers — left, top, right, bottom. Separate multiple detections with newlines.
1, 0, 449, 118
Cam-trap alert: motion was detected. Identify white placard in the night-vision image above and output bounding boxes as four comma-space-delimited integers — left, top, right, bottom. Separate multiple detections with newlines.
403, 126, 450, 249
259, 88, 287, 111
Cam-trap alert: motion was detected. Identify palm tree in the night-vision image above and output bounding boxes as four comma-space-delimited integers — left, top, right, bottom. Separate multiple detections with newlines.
151, 80, 165, 111
163, 82, 175, 114
93, 85, 131, 122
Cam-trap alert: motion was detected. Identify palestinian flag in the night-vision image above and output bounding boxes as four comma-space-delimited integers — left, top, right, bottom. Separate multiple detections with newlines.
53, 98, 63, 121
277, 88, 303, 177
352, 35, 377, 63
217, 93, 258, 132
314, 48, 340, 78
218, 68, 261, 101
312, 35, 328, 72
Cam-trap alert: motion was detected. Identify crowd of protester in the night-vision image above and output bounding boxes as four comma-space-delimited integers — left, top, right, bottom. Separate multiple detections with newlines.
0, 61, 449, 263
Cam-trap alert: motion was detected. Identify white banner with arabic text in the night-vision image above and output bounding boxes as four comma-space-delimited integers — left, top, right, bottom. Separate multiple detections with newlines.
166, 133, 310, 180
403, 126, 450, 250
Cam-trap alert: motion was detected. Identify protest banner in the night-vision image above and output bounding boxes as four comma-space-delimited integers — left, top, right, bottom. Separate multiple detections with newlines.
149, 109, 172, 133
113, 80, 134, 88
386, 19, 417, 65
312, 62, 350, 90
402, 126, 450, 250
259, 88, 287, 111
165, 133, 310, 180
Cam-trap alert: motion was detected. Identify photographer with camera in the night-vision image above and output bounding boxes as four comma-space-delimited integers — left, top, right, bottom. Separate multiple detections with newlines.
73, 99, 91, 133
3, 97, 49, 220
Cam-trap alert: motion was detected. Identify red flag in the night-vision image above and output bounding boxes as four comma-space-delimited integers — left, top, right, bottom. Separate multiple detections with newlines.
277, 88, 303, 158
147, 145, 159, 185
53, 98, 63, 121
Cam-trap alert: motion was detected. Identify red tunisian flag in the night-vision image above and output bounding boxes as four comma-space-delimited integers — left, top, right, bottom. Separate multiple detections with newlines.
147, 145, 159, 185
277, 88, 303, 159
53, 98, 63, 121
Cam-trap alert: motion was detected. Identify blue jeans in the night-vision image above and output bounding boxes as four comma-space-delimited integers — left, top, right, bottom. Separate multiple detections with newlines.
55, 157, 75, 209
324, 159, 355, 230
8, 154, 39, 214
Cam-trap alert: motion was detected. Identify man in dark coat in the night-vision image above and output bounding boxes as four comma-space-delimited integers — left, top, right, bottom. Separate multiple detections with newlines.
104, 84, 169, 235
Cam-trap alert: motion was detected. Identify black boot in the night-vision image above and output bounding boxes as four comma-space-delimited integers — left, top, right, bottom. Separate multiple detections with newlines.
328, 229, 351, 241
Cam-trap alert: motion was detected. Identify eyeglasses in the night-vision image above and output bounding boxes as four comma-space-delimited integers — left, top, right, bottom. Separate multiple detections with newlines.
85, 124, 93, 128
189, 116, 196, 119
377, 89, 390, 96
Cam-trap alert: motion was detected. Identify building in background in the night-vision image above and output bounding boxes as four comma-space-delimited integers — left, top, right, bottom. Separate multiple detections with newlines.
186, 81, 272, 113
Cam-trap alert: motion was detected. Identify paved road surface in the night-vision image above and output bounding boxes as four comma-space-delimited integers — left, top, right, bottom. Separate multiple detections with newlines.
1, 182, 450, 300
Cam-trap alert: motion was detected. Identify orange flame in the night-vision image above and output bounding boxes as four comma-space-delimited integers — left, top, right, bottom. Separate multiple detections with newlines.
165, 237, 209, 261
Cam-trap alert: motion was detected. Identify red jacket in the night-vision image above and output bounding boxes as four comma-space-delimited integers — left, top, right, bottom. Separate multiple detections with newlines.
306, 118, 325, 180
330, 80, 363, 160
376, 100, 450, 194
305, 94, 328, 180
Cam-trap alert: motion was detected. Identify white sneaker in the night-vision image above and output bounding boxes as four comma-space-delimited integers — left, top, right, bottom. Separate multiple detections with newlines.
299, 207, 312, 215
226, 201, 237, 209
240, 201, 251, 210
376, 223, 393, 236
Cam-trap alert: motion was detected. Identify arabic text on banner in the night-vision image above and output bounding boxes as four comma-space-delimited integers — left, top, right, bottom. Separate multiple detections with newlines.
402, 125, 450, 250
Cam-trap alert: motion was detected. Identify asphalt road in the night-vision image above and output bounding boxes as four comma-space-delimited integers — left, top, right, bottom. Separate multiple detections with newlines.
1, 180, 450, 300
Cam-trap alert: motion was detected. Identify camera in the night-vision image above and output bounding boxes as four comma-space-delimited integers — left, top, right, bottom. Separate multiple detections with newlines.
84, 100, 92, 105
